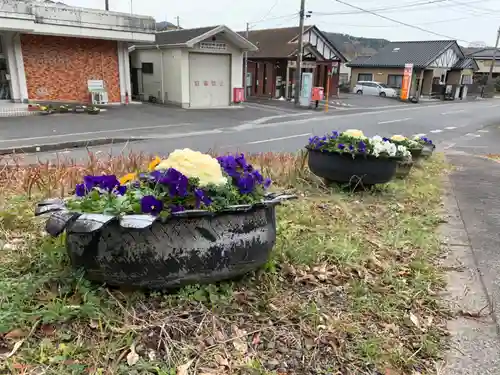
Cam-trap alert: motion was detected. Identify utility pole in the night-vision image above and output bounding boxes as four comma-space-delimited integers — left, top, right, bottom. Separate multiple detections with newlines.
488, 26, 500, 83
243, 22, 249, 100
175, 16, 180, 28
105, 0, 109, 10
294, 0, 306, 105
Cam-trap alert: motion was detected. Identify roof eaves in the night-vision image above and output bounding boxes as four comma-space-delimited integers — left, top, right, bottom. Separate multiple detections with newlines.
313, 26, 347, 62
421, 40, 458, 68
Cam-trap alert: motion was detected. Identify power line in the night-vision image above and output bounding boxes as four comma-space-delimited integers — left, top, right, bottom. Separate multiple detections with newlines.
249, 0, 281, 24
317, 15, 482, 28
447, 0, 499, 13
315, 0, 498, 17
315, 0, 448, 16
249, 13, 298, 26
331, 0, 471, 43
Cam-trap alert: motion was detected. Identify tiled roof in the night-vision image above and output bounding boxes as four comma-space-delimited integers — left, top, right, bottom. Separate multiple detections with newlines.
453, 57, 478, 70
347, 40, 459, 68
155, 26, 217, 45
468, 48, 500, 58
239, 26, 346, 61
239, 26, 306, 58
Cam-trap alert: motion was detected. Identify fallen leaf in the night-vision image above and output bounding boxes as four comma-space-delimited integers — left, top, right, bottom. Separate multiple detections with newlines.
0, 340, 24, 359
40, 324, 56, 336
4, 329, 26, 340
231, 326, 248, 354
214, 354, 229, 367
126, 344, 140, 366
252, 332, 261, 346
177, 358, 195, 375
214, 330, 225, 342
409, 312, 421, 329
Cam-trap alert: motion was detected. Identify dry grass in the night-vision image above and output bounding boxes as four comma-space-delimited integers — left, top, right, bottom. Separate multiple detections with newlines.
0, 151, 449, 375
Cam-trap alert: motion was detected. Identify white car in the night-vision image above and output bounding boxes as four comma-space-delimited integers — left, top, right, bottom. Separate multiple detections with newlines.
354, 81, 398, 98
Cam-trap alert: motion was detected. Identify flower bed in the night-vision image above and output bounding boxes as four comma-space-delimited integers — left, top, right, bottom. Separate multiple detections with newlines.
306, 129, 411, 185
413, 134, 435, 158
35, 149, 294, 289
389, 134, 423, 159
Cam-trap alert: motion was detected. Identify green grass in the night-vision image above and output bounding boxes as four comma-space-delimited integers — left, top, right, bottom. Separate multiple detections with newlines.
0, 152, 449, 375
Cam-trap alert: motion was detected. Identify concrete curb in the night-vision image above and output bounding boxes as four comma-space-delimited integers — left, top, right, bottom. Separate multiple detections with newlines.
0, 137, 145, 155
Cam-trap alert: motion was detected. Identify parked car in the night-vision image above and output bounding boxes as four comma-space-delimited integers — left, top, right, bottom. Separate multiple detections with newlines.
354, 81, 398, 97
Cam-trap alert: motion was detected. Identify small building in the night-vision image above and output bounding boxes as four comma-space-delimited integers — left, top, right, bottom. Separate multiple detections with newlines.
129, 25, 257, 108
466, 48, 500, 81
241, 26, 347, 100
0, 0, 155, 104
347, 40, 478, 98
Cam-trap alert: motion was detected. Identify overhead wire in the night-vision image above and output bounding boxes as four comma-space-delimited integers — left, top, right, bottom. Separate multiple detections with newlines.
330, 0, 472, 43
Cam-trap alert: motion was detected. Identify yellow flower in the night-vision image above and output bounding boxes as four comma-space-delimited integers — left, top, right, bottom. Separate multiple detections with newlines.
391, 134, 407, 141
156, 148, 227, 187
343, 129, 365, 138
148, 156, 161, 171
119, 172, 137, 185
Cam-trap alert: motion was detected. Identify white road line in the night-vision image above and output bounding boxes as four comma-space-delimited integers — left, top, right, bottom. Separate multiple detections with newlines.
465, 133, 481, 137
441, 109, 465, 115
430, 129, 443, 133
443, 143, 456, 150
377, 118, 411, 124
239, 101, 491, 131
444, 126, 457, 130
0, 123, 193, 144
246, 133, 311, 145
478, 130, 489, 133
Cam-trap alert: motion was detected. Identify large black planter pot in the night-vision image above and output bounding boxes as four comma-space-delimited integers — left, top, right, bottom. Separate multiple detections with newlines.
395, 161, 413, 179
421, 144, 435, 158
35, 194, 295, 290
409, 148, 423, 160
307, 148, 398, 185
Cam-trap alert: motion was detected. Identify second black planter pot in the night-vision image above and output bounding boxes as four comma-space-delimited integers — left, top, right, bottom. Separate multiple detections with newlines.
307, 148, 398, 185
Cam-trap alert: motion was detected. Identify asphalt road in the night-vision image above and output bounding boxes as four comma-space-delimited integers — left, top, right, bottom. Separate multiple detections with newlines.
1, 99, 499, 163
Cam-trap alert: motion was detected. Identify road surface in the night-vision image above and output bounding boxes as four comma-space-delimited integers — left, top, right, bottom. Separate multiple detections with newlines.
1, 99, 499, 163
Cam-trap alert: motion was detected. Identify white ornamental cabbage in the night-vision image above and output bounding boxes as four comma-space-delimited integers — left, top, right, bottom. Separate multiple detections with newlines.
155, 148, 228, 187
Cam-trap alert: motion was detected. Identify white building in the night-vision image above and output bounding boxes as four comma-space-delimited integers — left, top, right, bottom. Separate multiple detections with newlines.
0, 0, 154, 104
129, 25, 257, 109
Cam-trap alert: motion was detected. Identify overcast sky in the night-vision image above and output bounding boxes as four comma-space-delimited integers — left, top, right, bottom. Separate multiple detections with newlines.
64, 0, 499, 46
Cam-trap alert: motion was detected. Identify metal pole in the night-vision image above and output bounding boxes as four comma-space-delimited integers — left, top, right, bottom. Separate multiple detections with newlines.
243, 22, 249, 100
294, 0, 306, 105
488, 26, 500, 82
325, 67, 330, 113
176, 16, 180, 28
105, 0, 109, 10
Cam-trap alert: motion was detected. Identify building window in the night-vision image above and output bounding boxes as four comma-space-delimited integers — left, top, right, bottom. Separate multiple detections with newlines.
142, 62, 154, 74
387, 74, 403, 88
357, 73, 373, 81
461, 75, 473, 84
339, 73, 349, 85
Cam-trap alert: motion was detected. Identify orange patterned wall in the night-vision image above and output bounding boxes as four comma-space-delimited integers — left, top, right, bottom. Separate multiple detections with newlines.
21, 34, 121, 103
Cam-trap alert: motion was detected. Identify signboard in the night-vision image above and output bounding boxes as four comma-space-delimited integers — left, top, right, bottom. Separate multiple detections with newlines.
299, 72, 313, 107
400, 63, 413, 100
88, 80, 105, 92
288, 61, 316, 69
245, 72, 252, 87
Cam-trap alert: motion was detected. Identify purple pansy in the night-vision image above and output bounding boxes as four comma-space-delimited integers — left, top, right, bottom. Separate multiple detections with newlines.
75, 183, 87, 197
140, 195, 163, 216
194, 188, 212, 208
